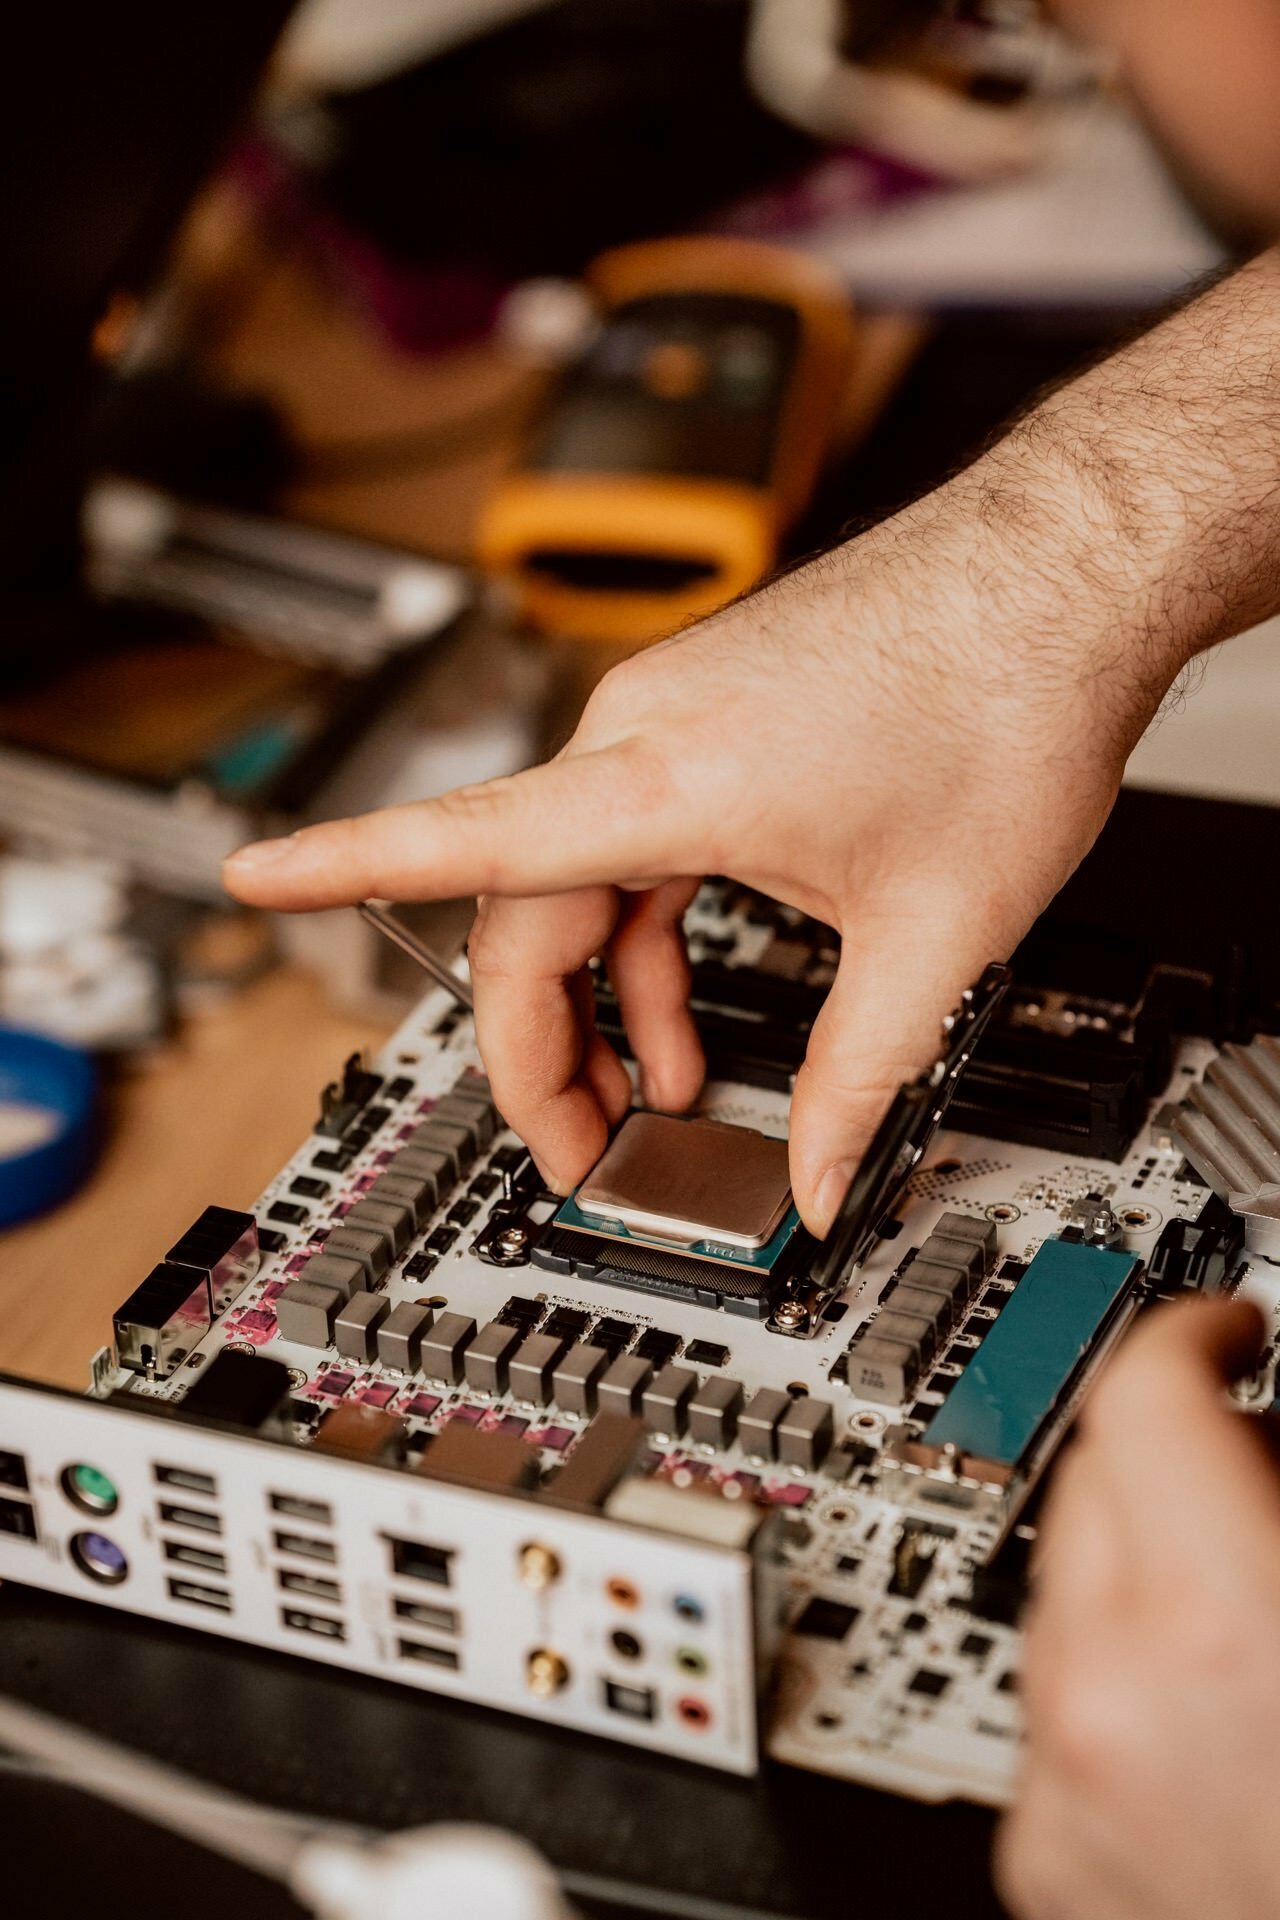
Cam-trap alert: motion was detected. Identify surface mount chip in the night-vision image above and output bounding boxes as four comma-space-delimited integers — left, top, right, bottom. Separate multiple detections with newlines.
576, 1111, 793, 1252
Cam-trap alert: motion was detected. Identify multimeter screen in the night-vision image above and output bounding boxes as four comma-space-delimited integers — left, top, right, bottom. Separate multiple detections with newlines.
533, 292, 801, 488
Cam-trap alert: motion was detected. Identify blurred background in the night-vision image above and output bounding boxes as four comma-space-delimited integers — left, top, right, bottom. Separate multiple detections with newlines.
0, 0, 1276, 1380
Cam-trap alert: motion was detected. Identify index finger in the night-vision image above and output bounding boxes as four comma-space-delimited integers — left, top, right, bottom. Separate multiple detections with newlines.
221, 744, 686, 910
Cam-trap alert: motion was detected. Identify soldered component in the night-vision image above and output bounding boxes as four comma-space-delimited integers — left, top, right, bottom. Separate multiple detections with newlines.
165, 1207, 258, 1311
277, 1279, 344, 1349
324, 1224, 392, 1286
510, 1333, 566, 1405
345, 1195, 414, 1257
420, 1311, 477, 1384
598, 1354, 653, 1417
113, 1264, 213, 1378
464, 1321, 521, 1395
377, 1301, 435, 1373
297, 1251, 366, 1303
334, 1291, 390, 1362
408, 1117, 474, 1181
778, 1397, 833, 1469
552, 1342, 609, 1414
317, 1053, 382, 1138
181, 1350, 292, 1434
641, 1363, 697, 1436
688, 1376, 745, 1447
738, 1387, 789, 1459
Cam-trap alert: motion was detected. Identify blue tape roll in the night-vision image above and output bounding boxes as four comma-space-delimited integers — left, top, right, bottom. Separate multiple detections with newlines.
0, 1027, 99, 1228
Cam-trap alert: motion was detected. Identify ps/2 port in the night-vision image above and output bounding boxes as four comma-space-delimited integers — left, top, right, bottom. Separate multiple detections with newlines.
69, 1531, 129, 1586
605, 1576, 640, 1609
61, 1463, 120, 1518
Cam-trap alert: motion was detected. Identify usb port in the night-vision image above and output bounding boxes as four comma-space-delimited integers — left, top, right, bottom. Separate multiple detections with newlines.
397, 1638, 460, 1671
0, 1450, 29, 1492
269, 1492, 333, 1526
273, 1530, 337, 1564
155, 1465, 218, 1498
279, 1569, 342, 1605
0, 1496, 37, 1542
167, 1577, 232, 1613
158, 1502, 221, 1536
603, 1679, 657, 1722
393, 1598, 459, 1634
385, 1535, 454, 1586
163, 1541, 227, 1576
281, 1607, 345, 1641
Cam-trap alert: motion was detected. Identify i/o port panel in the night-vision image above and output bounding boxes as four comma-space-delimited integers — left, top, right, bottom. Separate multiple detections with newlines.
0, 1371, 775, 1775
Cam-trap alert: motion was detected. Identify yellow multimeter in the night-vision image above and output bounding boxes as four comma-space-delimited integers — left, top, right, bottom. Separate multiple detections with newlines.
478, 236, 857, 645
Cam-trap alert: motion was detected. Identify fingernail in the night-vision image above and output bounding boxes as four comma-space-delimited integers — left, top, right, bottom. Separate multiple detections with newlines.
223, 835, 299, 870
813, 1160, 857, 1236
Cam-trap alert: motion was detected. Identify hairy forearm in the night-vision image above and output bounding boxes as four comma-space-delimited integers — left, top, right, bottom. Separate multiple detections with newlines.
821, 250, 1280, 762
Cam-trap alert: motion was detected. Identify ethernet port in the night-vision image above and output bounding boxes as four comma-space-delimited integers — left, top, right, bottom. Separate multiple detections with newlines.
603, 1678, 657, 1723
385, 1535, 454, 1586
0, 1450, 29, 1492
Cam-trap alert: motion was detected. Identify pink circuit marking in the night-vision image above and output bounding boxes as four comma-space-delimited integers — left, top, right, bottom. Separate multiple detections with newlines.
401, 1392, 442, 1419
528, 1425, 573, 1452
447, 1403, 485, 1426
309, 1370, 356, 1399
763, 1482, 812, 1507
358, 1381, 398, 1409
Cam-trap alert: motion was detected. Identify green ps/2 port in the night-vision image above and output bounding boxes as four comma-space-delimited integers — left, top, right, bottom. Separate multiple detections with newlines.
61, 1464, 120, 1517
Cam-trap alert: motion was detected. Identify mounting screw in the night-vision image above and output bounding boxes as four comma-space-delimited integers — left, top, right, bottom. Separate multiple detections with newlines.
492, 1224, 530, 1265
772, 1299, 809, 1333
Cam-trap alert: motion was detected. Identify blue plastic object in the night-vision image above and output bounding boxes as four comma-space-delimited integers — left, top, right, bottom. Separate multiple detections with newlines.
0, 1027, 99, 1228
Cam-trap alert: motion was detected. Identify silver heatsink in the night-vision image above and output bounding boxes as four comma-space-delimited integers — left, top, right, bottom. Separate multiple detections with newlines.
1163, 1034, 1280, 1254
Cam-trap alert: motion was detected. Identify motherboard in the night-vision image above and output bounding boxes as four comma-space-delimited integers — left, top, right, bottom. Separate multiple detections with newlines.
1, 881, 1272, 1805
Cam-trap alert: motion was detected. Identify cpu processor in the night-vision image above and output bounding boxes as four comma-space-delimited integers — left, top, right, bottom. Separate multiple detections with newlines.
535, 1112, 803, 1316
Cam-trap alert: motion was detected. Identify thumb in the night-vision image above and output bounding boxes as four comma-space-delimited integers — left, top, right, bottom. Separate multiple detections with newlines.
222, 742, 686, 910
787, 923, 999, 1237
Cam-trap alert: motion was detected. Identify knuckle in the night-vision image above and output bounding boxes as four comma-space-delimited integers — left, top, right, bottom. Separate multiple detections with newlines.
581, 655, 651, 730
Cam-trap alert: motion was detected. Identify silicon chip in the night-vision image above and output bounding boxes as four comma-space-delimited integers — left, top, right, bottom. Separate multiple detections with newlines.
793, 1597, 860, 1640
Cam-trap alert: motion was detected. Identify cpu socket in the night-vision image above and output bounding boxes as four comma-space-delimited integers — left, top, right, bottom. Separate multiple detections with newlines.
534, 1113, 801, 1316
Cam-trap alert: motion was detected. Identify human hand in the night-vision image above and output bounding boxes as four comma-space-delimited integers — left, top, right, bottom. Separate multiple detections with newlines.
222, 486, 1176, 1234
996, 1295, 1280, 1920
